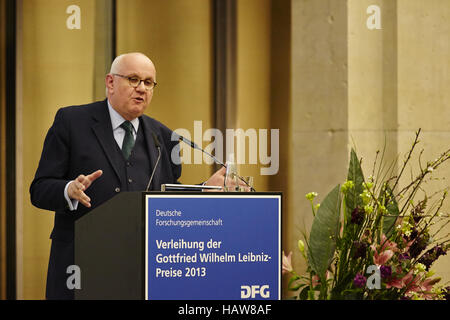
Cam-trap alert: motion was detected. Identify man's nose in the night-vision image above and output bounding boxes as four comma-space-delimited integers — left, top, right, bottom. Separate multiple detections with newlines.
135, 80, 146, 92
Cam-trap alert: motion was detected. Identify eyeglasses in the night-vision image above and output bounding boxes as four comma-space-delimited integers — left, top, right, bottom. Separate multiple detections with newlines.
112, 73, 157, 90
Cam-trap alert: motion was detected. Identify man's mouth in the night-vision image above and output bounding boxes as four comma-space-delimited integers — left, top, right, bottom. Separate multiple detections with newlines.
133, 97, 145, 103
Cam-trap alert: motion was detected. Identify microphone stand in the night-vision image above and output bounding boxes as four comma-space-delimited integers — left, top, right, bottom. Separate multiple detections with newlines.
146, 133, 162, 191
177, 135, 255, 192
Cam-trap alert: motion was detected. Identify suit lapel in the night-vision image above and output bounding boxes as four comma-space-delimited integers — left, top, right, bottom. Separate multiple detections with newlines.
91, 101, 122, 183
141, 117, 162, 191
89, 100, 163, 190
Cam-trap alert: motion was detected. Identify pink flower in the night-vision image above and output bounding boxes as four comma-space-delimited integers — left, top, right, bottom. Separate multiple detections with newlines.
371, 234, 397, 266
373, 249, 394, 266
379, 234, 398, 252
402, 270, 416, 288
386, 277, 403, 289
400, 237, 415, 251
311, 271, 329, 287
312, 275, 320, 287
282, 251, 293, 275
386, 270, 415, 289
403, 277, 442, 300
420, 277, 441, 292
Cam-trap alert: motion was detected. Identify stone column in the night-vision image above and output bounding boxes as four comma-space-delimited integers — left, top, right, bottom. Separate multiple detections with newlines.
288, 1, 349, 296
286, 0, 450, 297
397, 0, 450, 282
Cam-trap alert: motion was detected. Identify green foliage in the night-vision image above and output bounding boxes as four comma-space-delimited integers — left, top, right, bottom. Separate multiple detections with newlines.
307, 184, 341, 279
283, 130, 450, 300
345, 149, 365, 222
382, 186, 400, 238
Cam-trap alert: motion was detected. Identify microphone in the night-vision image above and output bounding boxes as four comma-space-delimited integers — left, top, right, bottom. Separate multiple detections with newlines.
177, 135, 226, 168
176, 134, 255, 191
146, 132, 162, 191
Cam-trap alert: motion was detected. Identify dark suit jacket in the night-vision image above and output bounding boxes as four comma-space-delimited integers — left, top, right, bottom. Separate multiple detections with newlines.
30, 99, 181, 299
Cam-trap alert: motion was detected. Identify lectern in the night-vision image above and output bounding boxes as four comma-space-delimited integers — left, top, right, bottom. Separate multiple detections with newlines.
74, 192, 281, 300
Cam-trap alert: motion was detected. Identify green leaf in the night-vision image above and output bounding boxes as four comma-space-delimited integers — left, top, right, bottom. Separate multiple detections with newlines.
331, 272, 355, 300
299, 286, 310, 300
382, 186, 399, 238
345, 149, 365, 220
289, 283, 307, 291
307, 184, 341, 279
288, 275, 302, 291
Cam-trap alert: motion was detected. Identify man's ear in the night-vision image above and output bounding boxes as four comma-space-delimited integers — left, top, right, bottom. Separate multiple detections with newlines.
105, 74, 114, 94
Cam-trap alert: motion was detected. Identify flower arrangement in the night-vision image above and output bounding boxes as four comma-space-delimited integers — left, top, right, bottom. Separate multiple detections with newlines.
283, 129, 450, 300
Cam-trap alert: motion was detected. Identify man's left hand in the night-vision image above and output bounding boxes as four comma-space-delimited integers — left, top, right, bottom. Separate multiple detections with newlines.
204, 166, 251, 192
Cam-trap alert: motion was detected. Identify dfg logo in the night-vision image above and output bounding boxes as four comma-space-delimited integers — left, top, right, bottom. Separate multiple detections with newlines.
240, 285, 270, 299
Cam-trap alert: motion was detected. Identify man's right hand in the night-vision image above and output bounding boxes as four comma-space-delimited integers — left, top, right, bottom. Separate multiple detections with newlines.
67, 170, 103, 208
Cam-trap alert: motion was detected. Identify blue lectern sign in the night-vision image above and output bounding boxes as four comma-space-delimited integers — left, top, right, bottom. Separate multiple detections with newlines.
145, 194, 281, 300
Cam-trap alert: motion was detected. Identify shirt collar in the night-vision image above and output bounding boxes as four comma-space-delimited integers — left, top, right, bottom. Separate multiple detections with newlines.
107, 99, 139, 133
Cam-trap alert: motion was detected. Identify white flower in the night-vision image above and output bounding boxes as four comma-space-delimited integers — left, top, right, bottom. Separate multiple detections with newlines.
282, 251, 293, 274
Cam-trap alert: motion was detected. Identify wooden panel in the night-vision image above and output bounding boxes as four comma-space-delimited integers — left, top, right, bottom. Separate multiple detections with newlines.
117, 0, 214, 185
17, 0, 113, 299
0, 0, 7, 301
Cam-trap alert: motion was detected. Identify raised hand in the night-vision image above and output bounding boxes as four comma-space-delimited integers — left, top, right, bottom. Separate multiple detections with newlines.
67, 170, 103, 207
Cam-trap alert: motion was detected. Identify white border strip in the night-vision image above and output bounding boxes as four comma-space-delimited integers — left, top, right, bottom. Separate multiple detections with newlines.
144, 194, 282, 300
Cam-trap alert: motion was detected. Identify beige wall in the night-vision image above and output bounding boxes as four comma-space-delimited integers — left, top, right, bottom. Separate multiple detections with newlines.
235, 0, 271, 191
287, 0, 450, 297
348, 0, 398, 167
396, 0, 450, 282
289, 1, 349, 294
17, 0, 101, 299
117, 0, 214, 185
16, 0, 214, 299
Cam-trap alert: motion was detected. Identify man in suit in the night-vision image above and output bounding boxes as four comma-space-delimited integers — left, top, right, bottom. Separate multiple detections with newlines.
30, 52, 227, 299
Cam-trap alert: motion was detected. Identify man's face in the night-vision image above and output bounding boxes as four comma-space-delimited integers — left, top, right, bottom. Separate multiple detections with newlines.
106, 54, 156, 120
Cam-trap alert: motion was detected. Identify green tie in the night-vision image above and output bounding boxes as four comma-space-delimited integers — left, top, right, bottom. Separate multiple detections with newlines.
120, 121, 135, 160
